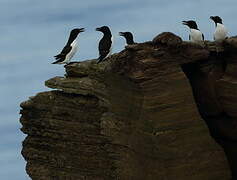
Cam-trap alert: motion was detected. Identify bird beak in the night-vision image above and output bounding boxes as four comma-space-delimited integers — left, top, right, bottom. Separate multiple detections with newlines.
119, 32, 124, 36
79, 28, 85, 32
96, 27, 101, 31
182, 21, 188, 25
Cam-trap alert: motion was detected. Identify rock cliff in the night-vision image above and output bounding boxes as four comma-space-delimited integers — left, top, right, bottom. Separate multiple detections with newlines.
20, 32, 237, 180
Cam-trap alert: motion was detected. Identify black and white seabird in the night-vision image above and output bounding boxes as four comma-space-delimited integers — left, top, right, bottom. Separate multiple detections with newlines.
52, 28, 85, 64
182, 20, 204, 43
119, 32, 135, 45
96, 26, 113, 64
210, 16, 228, 42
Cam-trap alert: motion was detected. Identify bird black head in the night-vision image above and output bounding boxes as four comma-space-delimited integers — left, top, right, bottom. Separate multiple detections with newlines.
70, 28, 85, 38
182, 20, 198, 30
95, 26, 111, 34
210, 16, 223, 25
71, 28, 85, 35
67, 28, 85, 45
119, 32, 134, 45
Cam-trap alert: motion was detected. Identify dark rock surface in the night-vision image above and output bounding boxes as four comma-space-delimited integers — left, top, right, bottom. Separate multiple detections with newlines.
20, 33, 237, 179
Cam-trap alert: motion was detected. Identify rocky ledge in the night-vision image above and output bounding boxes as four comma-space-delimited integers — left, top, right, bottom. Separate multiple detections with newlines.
20, 33, 237, 180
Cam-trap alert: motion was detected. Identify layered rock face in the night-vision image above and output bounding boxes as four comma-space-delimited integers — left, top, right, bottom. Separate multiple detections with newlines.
20, 33, 237, 180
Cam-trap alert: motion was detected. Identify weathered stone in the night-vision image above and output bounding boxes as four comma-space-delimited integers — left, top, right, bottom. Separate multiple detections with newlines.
20, 33, 237, 180
152, 32, 182, 47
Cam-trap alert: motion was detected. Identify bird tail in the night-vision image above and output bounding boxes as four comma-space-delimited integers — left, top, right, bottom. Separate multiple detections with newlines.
52, 54, 64, 64
54, 54, 63, 59
52, 59, 61, 64
97, 55, 106, 64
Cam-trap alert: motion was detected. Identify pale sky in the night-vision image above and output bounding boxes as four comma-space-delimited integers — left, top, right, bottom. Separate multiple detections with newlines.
0, 0, 237, 179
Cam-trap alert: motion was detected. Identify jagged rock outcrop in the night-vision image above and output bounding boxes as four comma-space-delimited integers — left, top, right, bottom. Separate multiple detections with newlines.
20, 32, 237, 180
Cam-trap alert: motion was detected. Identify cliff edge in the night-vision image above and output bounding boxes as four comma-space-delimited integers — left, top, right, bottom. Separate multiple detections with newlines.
20, 33, 237, 180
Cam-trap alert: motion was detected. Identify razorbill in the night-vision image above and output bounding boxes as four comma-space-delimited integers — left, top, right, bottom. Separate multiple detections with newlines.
210, 16, 228, 42
119, 32, 135, 45
182, 20, 204, 43
96, 26, 113, 64
52, 28, 85, 64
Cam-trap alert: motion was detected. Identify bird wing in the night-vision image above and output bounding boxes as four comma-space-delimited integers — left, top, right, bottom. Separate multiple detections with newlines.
54, 45, 72, 59
189, 34, 190, 41
52, 45, 72, 64
98, 37, 112, 63
202, 33, 204, 41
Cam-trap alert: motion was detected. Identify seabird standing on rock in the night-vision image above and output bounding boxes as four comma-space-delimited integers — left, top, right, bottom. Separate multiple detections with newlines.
182, 20, 204, 43
210, 16, 228, 42
119, 32, 135, 45
52, 28, 85, 64
96, 26, 113, 64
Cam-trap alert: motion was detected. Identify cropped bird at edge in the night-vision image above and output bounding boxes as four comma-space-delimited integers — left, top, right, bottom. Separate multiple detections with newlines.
210, 16, 228, 42
182, 20, 204, 43
52, 28, 85, 64
119, 32, 135, 45
96, 26, 113, 64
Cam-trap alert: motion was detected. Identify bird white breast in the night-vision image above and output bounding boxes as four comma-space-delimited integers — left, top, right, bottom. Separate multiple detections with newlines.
214, 23, 228, 42
65, 39, 78, 63
190, 29, 203, 42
